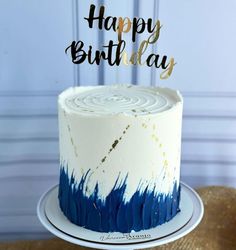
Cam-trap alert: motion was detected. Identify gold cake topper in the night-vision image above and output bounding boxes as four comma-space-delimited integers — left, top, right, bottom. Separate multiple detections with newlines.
65, 4, 176, 80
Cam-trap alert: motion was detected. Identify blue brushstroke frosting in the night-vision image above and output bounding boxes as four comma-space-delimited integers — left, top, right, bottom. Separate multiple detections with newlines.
58, 166, 181, 233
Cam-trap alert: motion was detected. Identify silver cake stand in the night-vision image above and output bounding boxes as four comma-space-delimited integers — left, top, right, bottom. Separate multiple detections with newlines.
37, 182, 204, 250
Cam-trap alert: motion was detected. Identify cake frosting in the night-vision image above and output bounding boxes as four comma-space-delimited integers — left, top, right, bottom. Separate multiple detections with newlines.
58, 84, 183, 233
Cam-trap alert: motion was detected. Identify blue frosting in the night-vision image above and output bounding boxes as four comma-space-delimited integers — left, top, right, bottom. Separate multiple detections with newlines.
58, 166, 181, 233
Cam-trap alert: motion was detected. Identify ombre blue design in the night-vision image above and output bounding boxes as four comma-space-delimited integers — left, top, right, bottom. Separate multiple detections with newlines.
58, 166, 181, 233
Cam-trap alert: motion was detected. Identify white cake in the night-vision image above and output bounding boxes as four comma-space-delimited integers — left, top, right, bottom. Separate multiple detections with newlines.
58, 84, 183, 233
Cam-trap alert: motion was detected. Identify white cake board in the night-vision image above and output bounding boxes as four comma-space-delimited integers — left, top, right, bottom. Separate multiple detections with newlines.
37, 182, 204, 249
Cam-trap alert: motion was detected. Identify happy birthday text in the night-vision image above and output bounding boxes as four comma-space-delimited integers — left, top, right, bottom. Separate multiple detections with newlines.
65, 4, 176, 79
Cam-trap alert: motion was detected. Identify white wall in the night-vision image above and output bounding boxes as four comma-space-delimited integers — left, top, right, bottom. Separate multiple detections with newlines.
158, 0, 236, 187
0, 0, 74, 240
0, 0, 236, 241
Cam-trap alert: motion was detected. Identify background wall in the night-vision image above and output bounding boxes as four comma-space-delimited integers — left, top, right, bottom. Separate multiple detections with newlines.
0, 0, 236, 241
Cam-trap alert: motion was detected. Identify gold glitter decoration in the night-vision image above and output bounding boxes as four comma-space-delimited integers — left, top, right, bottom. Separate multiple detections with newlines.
144, 120, 170, 180
142, 123, 147, 128
74, 146, 78, 157
70, 137, 74, 145
97, 124, 131, 169
164, 159, 168, 166
151, 134, 159, 142
151, 171, 155, 179
64, 112, 79, 159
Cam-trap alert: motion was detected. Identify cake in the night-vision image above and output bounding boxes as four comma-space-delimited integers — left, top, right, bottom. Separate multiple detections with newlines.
58, 84, 183, 233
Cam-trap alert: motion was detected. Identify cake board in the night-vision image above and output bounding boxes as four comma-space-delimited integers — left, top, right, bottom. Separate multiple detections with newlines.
37, 182, 204, 250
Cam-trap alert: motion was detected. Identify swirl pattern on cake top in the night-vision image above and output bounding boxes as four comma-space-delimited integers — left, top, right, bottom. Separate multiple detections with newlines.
63, 85, 181, 116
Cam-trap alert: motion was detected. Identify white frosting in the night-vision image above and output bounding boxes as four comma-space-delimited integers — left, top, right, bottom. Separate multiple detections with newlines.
58, 85, 183, 201
61, 85, 181, 116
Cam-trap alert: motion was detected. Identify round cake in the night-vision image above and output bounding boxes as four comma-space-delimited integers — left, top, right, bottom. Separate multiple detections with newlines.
58, 84, 183, 233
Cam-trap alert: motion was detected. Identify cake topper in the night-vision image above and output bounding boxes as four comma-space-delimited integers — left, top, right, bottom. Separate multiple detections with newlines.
65, 4, 176, 80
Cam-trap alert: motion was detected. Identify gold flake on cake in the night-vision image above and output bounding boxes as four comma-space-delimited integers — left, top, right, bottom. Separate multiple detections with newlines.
151, 134, 159, 142
97, 124, 131, 168
63, 111, 79, 159
142, 123, 147, 128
